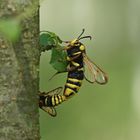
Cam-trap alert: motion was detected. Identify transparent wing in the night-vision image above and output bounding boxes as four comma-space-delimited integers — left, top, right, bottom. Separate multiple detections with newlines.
41, 106, 57, 117
83, 53, 108, 84
39, 87, 63, 97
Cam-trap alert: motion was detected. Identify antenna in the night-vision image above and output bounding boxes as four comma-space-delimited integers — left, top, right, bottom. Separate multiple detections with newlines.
77, 29, 92, 40
78, 36, 92, 40
77, 29, 85, 39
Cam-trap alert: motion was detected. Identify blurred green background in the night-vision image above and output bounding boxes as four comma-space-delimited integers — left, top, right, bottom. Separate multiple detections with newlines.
40, 0, 140, 140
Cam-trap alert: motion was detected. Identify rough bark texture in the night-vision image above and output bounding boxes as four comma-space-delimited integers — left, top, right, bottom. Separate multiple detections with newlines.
0, 0, 40, 140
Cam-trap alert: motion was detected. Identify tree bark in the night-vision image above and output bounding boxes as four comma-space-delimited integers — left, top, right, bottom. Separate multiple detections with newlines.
0, 1, 40, 140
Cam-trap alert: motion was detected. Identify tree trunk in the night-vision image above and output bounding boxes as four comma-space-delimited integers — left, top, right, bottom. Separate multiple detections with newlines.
0, 1, 40, 140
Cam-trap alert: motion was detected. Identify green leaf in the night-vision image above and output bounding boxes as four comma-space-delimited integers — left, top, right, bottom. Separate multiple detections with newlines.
50, 47, 68, 72
57, 36, 62, 43
0, 19, 21, 42
39, 31, 63, 51
40, 31, 68, 72
39, 33, 54, 45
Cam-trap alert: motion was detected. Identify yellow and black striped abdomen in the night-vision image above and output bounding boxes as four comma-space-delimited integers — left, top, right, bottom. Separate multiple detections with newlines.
45, 94, 66, 107
63, 70, 84, 98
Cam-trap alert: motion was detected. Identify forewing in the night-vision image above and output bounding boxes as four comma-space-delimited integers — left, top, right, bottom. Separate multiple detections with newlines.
83, 53, 108, 84
39, 87, 63, 96
41, 106, 57, 117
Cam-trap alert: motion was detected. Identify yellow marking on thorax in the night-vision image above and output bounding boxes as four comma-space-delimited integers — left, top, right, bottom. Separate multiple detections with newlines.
78, 67, 84, 71
73, 51, 81, 55
68, 78, 82, 83
67, 56, 70, 61
64, 46, 69, 50
64, 88, 75, 96
71, 61, 80, 67
66, 83, 80, 89
80, 45, 85, 51
71, 39, 77, 45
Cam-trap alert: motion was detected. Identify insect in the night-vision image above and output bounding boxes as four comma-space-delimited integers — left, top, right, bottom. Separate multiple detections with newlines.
39, 87, 66, 117
62, 29, 108, 99
39, 29, 108, 117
